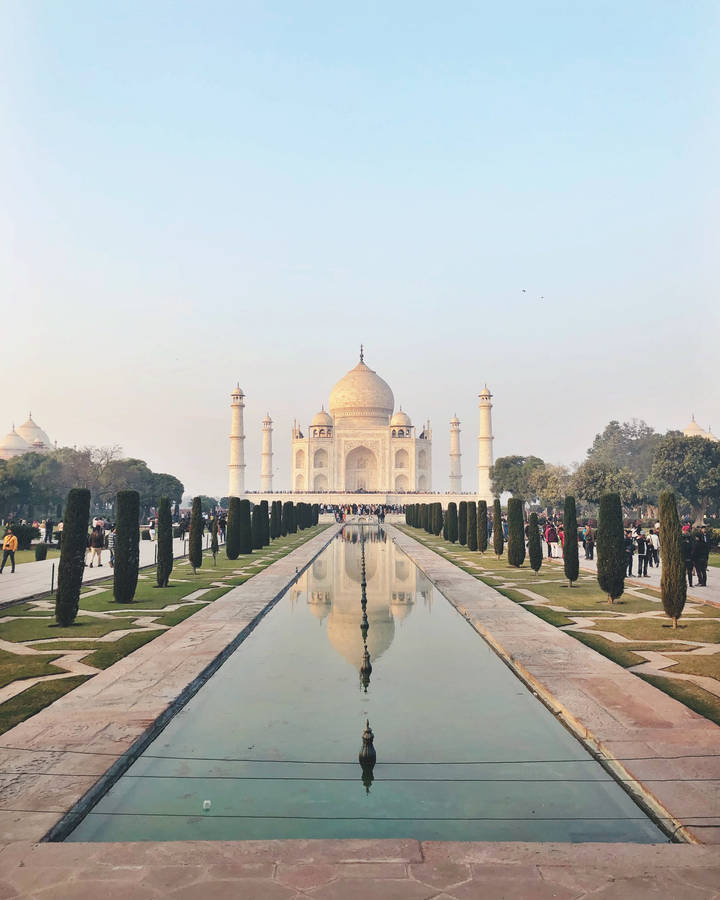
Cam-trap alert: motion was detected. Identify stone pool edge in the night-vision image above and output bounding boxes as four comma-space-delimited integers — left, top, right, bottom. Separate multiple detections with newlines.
0, 524, 342, 846
386, 525, 720, 846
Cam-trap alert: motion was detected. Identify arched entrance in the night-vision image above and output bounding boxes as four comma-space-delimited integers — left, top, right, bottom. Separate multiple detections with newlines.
344, 446, 378, 491
314, 473, 328, 491
395, 473, 409, 491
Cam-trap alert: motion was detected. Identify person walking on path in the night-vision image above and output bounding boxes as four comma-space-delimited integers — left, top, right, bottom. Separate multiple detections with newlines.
692, 531, 709, 587
0, 528, 18, 574
544, 523, 558, 558
87, 524, 105, 568
681, 531, 695, 587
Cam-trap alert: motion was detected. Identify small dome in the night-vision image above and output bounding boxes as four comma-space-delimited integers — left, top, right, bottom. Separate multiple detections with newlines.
0, 426, 31, 459
391, 408, 412, 427
684, 416, 707, 438
479, 386, 492, 399
16, 414, 51, 449
312, 407, 333, 427
450, 414, 460, 425
706, 428, 720, 443
329, 357, 394, 424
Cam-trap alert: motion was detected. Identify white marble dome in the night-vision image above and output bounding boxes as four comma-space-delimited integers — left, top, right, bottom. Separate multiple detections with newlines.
390, 408, 412, 427
312, 408, 333, 427
684, 417, 707, 438
0, 427, 31, 460
329, 359, 394, 424
16, 414, 51, 449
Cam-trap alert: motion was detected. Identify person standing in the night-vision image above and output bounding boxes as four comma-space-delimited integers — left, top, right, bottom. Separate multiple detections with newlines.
624, 530, 635, 576
87, 524, 105, 567
648, 529, 660, 568
681, 531, 695, 587
585, 526, 595, 560
692, 531, 709, 587
107, 526, 117, 567
44, 519, 54, 544
0, 528, 18, 574
636, 532, 649, 577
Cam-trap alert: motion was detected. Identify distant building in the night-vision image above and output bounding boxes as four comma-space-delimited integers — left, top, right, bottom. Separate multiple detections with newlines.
683, 416, 719, 443
0, 414, 54, 460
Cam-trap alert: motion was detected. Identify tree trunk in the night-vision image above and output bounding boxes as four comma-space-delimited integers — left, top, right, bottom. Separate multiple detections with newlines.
608, 594, 613, 605
673, 616, 678, 629
692, 499, 707, 527
568, 579, 573, 588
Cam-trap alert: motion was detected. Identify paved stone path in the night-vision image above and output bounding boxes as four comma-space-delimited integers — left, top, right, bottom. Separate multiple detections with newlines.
0, 839, 719, 898
0, 537, 195, 607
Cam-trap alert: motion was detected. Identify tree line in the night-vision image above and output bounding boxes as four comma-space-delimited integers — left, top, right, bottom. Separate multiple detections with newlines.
406, 490, 688, 628
0, 446, 184, 521
491, 420, 720, 523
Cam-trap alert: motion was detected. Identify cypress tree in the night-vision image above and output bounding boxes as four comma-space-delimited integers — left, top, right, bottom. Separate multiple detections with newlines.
447, 502, 458, 543
251, 504, 263, 549
282, 501, 295, 535
528, 512, 543, 574
659, 491, 686, 628
114, 490, 140, 602
406, 505, 413, 526
156, 496, 173, 587
226, 497, 241, 559
188, 496, 203, 574
424, 504, 431, 532
458, 501, 468, 546
442, 506, 449, 540
507, 497, 525, 567
492, 499, 504, 558
270, 500, 281, 540
478, 500, 488, 554
260, 500, 270, 545
432, 502, 443, 536
210, 516, 219, 564
237, 498, 253, 554
280, 501, 289, 536
563, 495, 580, 587
467, 501, 478, 551
312, 503, 319, 525
55, 488, 90, 626
597, 493, 625, 604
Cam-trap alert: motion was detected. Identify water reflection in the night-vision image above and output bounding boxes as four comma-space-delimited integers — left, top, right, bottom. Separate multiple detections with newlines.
292, 526, 433, 672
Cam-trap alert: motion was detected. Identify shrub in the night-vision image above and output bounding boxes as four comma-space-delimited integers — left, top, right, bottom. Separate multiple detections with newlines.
563, 496, 579, 586
659, 491, 686, 628
446, 503, 458, 543
237, 499, 253, 554
156, 496, 173, 587
188, 496, 203, 574
114, 490, 140, 604
528, 512, 543, 574
282, 501, 296, 535
55, 488, 90, 626
270, 500, 281, 539
467, 502, 478, 551
34, 542, 49, 561
597, 493, 625, 604
492, 499, 504, 558
478, 501, 488, 553
507, 498, 525, 567
432, 502, 443, 536
3, 523, 40, 551
251, 504, 263, 549
226, 497, 241, 559
458, 502, 468, 546
442, 507, 449, 540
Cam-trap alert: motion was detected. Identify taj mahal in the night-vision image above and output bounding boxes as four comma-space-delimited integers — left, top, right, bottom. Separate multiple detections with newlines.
228, 349, 495, 505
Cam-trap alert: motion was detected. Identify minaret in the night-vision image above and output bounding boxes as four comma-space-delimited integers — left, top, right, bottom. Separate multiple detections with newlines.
477, 386, 494, 503
228, 384, 246, 497
260, 414, 273, 492
449, 415, 462, 492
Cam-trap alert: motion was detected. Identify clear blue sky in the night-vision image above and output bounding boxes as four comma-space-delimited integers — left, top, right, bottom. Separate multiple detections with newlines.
2, 1, 718, 496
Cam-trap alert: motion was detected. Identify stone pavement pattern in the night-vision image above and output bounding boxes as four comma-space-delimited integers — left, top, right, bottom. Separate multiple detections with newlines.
0, 839, 719, 898
388, 527, 720, 844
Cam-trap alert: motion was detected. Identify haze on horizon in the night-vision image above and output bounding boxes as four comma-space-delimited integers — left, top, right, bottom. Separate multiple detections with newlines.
2, 1, 718, 498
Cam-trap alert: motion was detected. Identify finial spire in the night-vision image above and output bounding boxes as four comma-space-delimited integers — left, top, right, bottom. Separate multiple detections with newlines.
360, 344, 364, 363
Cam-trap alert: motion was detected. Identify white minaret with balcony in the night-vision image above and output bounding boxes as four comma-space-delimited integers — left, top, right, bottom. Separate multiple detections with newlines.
449, 415, 462, 492
260, 413, 273, 492
228, 384, 246, 497
477, 386, 494, 504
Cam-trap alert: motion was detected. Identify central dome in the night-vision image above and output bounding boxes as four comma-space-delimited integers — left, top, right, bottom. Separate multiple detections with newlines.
329, 359, 394, 425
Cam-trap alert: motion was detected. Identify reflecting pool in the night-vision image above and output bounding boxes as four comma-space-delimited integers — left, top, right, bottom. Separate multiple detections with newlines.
68, 527, 664, 842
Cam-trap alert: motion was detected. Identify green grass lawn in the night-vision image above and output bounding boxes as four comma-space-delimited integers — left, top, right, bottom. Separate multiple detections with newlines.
666, 653, 720, 682
0, 648, 64, 688
0, 615, 146, 643
636, 673, 720, 726
83, 630, 166, 669
0, 675, 92, 733
586, 617, 720, 644
10, 547, 61, 566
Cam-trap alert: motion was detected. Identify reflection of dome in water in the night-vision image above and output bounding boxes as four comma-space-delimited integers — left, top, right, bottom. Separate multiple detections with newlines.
326, 606, 395, 669
307, 591, 332, 622
344, 543, 378, 582
391, 593, 415, 622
